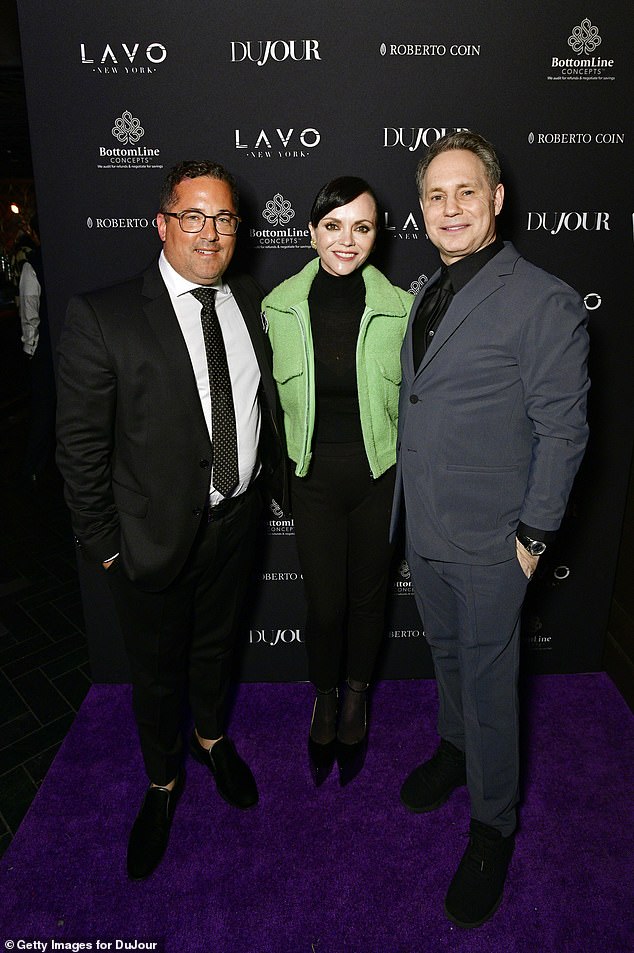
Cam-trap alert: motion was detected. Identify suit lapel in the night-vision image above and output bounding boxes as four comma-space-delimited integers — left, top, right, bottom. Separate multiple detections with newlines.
228, 275, 268, 370
414, 244, 516, 377
141, 263, 210, 434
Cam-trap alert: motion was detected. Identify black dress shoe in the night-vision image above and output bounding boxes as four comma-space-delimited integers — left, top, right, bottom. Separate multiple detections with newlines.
189, 733, 258, 809
400, 739, 466, 812
444, 820, 515, 928
127, 773, 184, 881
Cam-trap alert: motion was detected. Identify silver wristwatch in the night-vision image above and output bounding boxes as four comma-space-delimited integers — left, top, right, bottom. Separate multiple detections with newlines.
517, 533, 547, 557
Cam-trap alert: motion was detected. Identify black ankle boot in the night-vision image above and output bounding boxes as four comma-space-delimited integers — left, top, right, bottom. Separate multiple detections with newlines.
308, 687, 337, 786
336, 679, 369, 786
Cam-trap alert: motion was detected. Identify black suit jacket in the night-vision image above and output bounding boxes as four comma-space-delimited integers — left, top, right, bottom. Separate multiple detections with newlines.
56, 260, 286, 590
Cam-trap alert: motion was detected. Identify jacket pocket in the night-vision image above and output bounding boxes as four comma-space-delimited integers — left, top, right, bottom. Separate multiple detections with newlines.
112, 481, 149, 518
378, 362, 402, 386
272, 358, 304, 386
377, 363, 402, 425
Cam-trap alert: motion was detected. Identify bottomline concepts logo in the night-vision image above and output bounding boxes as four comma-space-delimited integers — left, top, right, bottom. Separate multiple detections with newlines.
97, 111, 162, 170
409, 274, 429, 295
251, 193, 310, 250
547, 19, 615, 81
392, 560, 414, 596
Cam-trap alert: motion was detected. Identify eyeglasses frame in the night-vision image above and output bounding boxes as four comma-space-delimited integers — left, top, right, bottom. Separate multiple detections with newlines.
161, 209, 241, 235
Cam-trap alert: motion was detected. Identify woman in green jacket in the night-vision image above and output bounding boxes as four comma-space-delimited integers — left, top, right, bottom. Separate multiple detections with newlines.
262, 177, 413, 786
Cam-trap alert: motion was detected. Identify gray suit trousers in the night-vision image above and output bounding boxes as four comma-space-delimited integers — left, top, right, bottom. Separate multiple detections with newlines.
406, 545, 529, 836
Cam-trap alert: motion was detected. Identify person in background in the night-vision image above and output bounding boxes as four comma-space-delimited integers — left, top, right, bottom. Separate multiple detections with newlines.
18, 229, 56, 480
263, 176, 414, 786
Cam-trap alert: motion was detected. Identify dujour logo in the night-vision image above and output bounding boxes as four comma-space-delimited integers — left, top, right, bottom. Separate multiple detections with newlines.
526, 212, 610, 235
230, 40, 320, 66
249, 629, 304, 646
383, 127, 469, 152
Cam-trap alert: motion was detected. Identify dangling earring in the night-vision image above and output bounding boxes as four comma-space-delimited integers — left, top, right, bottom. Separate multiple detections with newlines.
310, 239, 317, 250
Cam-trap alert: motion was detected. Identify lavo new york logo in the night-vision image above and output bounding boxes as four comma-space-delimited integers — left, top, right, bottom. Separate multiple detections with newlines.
80, 42, 167, 73
527, 212, 610, 235
235, 128, 320, 160
236, 128, 320, 150
230, 40, 320, 66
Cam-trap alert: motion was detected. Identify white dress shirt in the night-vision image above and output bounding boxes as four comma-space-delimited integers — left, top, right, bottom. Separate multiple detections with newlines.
19, 262, 41, 356
158, 251, 261, 504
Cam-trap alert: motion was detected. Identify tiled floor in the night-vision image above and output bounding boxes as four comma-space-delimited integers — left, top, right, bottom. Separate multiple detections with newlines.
0, 364, 91, 858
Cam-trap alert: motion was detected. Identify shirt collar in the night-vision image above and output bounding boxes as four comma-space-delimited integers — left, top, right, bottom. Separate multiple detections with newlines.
445, 237, 505, 294
158, 250, 229, 299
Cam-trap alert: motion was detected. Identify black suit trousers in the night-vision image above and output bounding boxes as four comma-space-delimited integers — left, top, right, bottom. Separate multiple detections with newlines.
107, 486, 261, 785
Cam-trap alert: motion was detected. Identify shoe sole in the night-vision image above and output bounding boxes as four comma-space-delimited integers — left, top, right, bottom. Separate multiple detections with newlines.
443, 891, 503, 929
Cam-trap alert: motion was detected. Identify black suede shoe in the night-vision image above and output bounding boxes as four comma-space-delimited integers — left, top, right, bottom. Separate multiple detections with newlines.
444, 820, 515, 928
189, 733, 258, 809
127, 772, 184, 881
400, 739, 466, 812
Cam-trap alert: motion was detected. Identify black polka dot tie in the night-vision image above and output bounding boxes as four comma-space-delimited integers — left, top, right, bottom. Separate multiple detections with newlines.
191, 287, 239, 497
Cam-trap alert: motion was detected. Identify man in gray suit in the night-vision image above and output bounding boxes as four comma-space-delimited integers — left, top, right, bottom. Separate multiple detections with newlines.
393, 131, 589, 927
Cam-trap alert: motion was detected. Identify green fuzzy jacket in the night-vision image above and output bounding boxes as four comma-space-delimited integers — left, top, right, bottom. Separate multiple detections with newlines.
262, 259, 414, 478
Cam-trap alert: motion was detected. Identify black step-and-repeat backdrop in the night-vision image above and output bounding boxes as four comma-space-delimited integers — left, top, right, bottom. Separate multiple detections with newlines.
17, 1, 633, 681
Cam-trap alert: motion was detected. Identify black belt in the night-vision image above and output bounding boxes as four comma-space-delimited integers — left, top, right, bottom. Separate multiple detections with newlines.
204, 488, 249, 523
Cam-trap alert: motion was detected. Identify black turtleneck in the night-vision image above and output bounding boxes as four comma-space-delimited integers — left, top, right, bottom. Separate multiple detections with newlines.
308, 264, 366, 444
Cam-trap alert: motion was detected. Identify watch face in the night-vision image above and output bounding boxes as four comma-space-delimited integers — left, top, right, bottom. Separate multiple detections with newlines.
528, 540, 547, 556
519, 535, 547, 556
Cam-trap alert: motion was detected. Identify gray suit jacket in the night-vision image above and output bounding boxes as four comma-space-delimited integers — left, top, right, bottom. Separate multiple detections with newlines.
391, 242, 589, 564
57, 260, 286, 590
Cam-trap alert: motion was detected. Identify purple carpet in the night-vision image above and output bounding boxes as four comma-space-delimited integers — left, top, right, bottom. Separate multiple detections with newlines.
0, 675, 632, 952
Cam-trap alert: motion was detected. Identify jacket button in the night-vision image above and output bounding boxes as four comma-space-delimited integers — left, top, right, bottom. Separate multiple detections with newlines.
192, 507, 202, 518
199, 459, 210, 469
409, 394, 419, 404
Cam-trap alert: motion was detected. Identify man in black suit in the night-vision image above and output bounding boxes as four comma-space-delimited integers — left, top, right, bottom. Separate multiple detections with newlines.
57, 160, 285, 879
392, 132, 589, 927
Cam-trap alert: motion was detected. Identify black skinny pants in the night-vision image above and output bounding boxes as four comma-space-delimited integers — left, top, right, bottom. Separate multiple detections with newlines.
290, 442, 395, 690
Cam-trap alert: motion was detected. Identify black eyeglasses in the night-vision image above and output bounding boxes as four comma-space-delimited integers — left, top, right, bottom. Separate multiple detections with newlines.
162, 209, 241, 235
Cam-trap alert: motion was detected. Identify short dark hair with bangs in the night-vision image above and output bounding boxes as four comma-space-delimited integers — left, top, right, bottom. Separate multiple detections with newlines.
309, 176, 380, 227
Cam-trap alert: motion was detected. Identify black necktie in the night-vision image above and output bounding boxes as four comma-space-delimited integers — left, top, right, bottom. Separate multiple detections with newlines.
190, 287, 239, 498
412, 269, 454, 371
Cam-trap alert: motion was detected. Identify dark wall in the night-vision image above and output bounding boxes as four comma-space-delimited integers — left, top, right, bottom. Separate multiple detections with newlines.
606, 451, 634, 709
17, 1, 634, 681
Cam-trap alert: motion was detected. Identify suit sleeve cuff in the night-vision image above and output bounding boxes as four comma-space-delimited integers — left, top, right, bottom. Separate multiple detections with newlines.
516, 522, 556, 545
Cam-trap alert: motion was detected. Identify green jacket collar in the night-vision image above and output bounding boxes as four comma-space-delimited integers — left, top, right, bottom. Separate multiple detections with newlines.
263, 258, 409, 317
